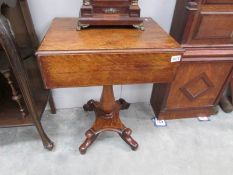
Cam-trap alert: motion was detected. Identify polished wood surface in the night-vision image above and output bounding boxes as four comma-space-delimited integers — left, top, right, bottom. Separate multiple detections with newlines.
39, 53, 179, 88
79, 85, 138, 154
171, 0, 233, 47
37, 18, 183, 89
151, 0, 233, 120
38, 18, 181, 52
37, 17, 183, 153
174, 0, 233, 46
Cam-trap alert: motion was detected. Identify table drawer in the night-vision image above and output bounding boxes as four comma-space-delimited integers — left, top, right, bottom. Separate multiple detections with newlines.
38, 53, 181, 88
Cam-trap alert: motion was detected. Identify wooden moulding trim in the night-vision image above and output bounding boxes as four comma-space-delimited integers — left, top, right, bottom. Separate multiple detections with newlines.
180, 72, 214, 101
162, 105, 215, 112
182, 57, 233, 62
42, 80, 176, 90
182, 44, 233, 48
36, 48, 185, 56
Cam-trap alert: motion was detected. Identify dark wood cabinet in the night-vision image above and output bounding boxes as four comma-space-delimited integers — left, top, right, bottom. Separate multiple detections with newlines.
151, 0, 233, 120
0, 0, 56, 150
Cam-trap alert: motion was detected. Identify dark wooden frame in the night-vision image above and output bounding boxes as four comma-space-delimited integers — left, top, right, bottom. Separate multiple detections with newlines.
0, 1, 56, 150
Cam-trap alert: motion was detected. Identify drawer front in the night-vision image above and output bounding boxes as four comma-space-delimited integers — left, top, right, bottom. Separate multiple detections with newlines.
191, 13, 233, 44
166, 62, 233, 109
38, 53, 181, 88
204, 0, 233, 4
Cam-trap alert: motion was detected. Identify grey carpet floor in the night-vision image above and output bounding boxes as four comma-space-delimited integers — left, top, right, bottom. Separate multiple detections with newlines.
0, 103, 233, 175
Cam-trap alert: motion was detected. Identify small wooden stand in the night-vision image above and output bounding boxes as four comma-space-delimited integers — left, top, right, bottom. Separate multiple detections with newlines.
77, 0, 144, 30
79, 85, 138, 154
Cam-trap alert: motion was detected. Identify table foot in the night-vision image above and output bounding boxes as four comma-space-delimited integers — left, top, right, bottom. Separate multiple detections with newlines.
79, 129, 98, 154
120, 128, 138, 151
80, 85, 138, 154
43, 140, 54, 151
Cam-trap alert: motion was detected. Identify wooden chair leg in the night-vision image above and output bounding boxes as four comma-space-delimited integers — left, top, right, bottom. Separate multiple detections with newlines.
0, 14, 54, 150
48, 92, 56, 114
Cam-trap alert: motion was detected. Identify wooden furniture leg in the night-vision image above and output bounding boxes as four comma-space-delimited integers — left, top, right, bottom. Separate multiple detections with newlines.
1, 69, 27, 118
79, 85, 138, 154
0, 14, 54, 150
48, 93, 56, 114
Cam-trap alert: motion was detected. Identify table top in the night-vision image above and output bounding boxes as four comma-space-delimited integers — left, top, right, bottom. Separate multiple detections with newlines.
37, 18, 182, 55
37, 17, 183, 88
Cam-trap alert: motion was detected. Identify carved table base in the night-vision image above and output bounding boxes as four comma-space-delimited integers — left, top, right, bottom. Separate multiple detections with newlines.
79, 85, 138, 154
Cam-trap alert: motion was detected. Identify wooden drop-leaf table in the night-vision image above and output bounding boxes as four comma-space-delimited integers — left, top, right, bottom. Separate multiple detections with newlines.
36, 18, 183, 154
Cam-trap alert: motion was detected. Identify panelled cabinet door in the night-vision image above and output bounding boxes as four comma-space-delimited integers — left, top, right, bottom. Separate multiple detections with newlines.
166, 62, 233, 109
183, 0, 233, 45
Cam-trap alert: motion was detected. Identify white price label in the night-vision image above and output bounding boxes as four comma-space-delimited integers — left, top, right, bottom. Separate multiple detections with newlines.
171, 55, 182, 62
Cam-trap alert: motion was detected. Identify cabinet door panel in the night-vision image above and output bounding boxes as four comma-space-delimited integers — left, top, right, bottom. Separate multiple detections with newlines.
166, 62, 232, 109
192, 14, 233, 43
184, 3, 233, 45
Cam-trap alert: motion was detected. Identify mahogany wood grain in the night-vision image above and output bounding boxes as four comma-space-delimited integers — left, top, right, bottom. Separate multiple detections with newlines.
37, 17, 183, 153
171, 0, 233, 46
37, 18, 181, 53
79, 85, 138, 154
37, 18, 183, 89
166, 62, 232, 109
151, 0, 233, 120
38, 53, 179, 88
151, 55, 233, 120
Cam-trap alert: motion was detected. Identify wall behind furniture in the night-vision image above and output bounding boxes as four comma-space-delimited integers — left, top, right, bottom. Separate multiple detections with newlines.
27, 0, 176, 109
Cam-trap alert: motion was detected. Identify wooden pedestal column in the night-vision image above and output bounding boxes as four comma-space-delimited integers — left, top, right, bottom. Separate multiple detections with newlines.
79, 85, 138, 154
